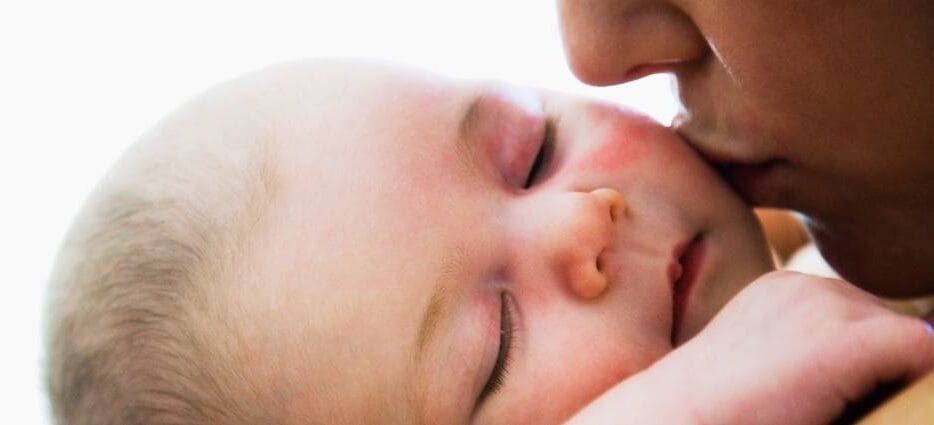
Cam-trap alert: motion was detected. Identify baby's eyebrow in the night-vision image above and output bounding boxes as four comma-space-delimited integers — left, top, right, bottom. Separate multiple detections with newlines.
416, 281, 449, 358
415, 249, 467, 363
458, 94, 483, 143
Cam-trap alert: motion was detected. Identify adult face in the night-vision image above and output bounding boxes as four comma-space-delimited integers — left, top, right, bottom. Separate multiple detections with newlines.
559, 0, 934, 297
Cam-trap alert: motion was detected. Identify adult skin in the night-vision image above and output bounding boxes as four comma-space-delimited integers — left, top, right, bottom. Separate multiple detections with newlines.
558, 0, 934, 297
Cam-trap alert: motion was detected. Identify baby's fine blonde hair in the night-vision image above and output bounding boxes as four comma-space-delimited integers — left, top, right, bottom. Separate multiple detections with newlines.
44, 78, 281, 424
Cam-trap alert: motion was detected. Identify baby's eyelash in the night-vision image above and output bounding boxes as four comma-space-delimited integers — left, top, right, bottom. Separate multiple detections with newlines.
478, 292, 517, 403
523, 119, 555, 189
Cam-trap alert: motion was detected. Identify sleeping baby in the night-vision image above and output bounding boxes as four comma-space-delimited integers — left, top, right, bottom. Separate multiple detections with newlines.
45, 59, 934, 424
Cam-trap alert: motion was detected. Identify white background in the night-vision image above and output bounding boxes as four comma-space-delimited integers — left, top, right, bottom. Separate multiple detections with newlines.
1, 1, 677, 422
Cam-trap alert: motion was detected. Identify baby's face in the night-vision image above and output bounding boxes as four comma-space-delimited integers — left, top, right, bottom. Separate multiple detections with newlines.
235, 61, 773, 423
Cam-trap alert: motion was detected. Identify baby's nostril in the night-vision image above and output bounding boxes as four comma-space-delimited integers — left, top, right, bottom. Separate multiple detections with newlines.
571, 262, 608, 300
591, 187, 626, 222
610, 203, 624, 222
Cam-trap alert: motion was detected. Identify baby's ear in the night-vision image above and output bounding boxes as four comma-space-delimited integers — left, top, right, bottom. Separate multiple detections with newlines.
753, 209, 808, 264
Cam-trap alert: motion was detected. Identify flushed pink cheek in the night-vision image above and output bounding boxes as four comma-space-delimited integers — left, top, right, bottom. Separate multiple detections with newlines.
574, 123, 649, 173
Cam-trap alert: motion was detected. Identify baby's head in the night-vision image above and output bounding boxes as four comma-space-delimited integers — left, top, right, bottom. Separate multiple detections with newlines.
45, 60, 773, 424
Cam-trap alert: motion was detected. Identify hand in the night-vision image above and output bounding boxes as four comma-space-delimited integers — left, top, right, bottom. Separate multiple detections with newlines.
566, 271, 934, 424
662, 271, 933, 424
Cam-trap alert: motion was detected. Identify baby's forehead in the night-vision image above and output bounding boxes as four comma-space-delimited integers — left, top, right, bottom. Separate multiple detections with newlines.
240, 61, 475, 140
194, 61, 588, 165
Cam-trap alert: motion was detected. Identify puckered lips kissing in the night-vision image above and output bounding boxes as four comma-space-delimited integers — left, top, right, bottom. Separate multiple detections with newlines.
673, 118, 798, 210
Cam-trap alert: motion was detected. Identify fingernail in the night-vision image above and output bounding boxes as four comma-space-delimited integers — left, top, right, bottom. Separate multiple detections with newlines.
925, 321, 934, 337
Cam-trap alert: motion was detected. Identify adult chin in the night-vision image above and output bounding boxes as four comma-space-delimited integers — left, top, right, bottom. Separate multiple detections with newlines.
807, 213, 934, 299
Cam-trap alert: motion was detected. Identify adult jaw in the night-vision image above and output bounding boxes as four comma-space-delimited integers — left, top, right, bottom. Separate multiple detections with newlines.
675, 119, 934, 298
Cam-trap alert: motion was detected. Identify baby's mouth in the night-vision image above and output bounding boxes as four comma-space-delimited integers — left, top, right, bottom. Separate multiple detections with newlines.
670, 234, 706, 346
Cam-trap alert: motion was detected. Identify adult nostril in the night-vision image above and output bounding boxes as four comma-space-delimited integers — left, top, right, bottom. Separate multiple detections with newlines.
590, 188, 627, 223
624, 60, 684, 82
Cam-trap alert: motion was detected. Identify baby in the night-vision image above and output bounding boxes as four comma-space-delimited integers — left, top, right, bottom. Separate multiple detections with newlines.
45, 60, 933, 424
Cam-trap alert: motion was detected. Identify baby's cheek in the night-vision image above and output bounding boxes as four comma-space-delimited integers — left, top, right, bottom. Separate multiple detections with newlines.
513, 313, 655, 420
572, 122, 650, 173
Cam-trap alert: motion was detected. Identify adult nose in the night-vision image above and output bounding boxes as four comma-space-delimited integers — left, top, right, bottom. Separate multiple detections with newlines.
533, 188, 626, 300
558, 0, 707, 85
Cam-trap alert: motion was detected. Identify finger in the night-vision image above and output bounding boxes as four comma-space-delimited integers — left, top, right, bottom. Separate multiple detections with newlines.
825, 316, 934, 403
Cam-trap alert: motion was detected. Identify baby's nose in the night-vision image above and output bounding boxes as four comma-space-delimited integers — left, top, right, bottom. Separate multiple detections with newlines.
540, 188, 626, 300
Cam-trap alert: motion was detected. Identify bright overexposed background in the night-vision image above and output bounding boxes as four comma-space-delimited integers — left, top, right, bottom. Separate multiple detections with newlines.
1, 1, 677, 422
